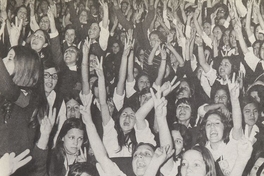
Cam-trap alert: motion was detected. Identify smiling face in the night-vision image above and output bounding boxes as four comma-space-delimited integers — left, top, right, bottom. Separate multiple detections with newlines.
213, 26, 223, 41
44, 67, 58, 95
205, 114, 224, 144
66, 99, 81, 119
132, 144, 154, 176
119, 107, 136, 134
176, 103, 192, 125
17, 6, 27, 25
177, 81, 191, 99
137, 75, 150, 91
229, 30, 237, 47
88, 23, 100, 40
218, 58, 232, 79
203, 22, 211, 36
214, 89, 229, 106
39, 16, 50, 31
149, 33, 160, 48
172, 130, 184, 157
255, 25, 264, 41
79, 10, 88, 23
181, 150, 207, 176
112, 42, 120, 54
31, 30, 47, 52
223, 30, 230, 46
62, 128, 84, 155
250, 158, 264, 176
243, 103, 259, 126
65, 29, 76, 45
3, 49, 15, 76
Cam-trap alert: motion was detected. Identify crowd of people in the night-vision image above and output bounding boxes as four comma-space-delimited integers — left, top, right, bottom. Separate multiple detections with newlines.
0, 0, 264, 175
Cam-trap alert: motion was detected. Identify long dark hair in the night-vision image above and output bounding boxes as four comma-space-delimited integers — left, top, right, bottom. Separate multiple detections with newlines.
114, 105, 137, 153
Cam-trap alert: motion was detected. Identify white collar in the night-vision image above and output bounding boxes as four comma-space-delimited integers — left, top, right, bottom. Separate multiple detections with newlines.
68, 65, 77, 71
47, 90, 56, 107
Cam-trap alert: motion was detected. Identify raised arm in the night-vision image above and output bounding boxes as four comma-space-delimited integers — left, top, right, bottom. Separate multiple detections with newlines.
166, 41, 184, 67
154, 45, 167, 86
227, 73, 243, 140
81, 38, 91, 95
196, 36, 211, 73
245, 0, 255, 41
234, 19, 250, 55
255, 0, 264, 30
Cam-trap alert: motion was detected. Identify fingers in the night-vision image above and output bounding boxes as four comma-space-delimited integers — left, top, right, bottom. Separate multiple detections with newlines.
16, 155, 32, 170
150, 88, 157, 102
14, 149, 30, 163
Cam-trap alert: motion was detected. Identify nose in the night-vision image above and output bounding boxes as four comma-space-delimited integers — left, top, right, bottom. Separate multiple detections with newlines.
73, 138, 79, 146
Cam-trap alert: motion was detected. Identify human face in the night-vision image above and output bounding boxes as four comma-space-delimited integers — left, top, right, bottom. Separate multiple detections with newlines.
66, 99, 81, 119
217, 7, 226, 19
40, 1, 49, 12
88, 23, 100, 40
176, 103, 192, 125
250, 91, 261, 103
229, 30, 237, 47
138, 49, 145, 62
139, 93, 152, 107
181, 150, 207, 176
249, 158, 264, 176
132, 144, 154, 176
79, 11, 88, 23
205, 114, 224, 144
260, 43, 264, 60
119, 107, 136, 134
39, 16, 50, 31
255, 26, 264, 41
62, 128, 84, 155
149, 34, 161, 48
44, 67, 58, 95
177, 81, 191, 99
214, 89, 228, 106
64, 47, 78, 66
121, 2, 128, 13
65, 29, 76, 45
223, 30, 230, 46
218, 58, 232, 79
90, 5, 97, 15
120, 32, 127, 45
3, 49, 15, 75
31, 30, 47, 52
112, 43, 120, 54
172, 130, 184, 156
17, 7, 27, 24
203, 22, 211, 36
213, 26, 223, 41
137, 75, 150, 91
243, 103, 259, 126
253, 42, 260, 58
89, 54, 98, 71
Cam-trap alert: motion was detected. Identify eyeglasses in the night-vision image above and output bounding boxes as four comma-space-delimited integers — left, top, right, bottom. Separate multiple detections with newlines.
44, 72, 58, 80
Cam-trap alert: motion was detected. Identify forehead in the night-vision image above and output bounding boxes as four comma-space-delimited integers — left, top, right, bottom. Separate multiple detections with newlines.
177, 103, 191, 108
213, 26, 221, 31
90, 23, 99, 28
66, 99, 79, 106
45, 67, 57, 73
66, 128, 84, 136
138, 75, 149, 81
81, 11, 88, 15
122, 107, 134, 113
255, 158, 264, 166
180, 81, 190, 87
183, 150, 203, 160
8, 49, 15, 55
244, 103, 257, 110
35, 30, 45, 37
66, 47, 77, 52
18, 7, 27, 13
207, 114, 222, 121
150, 33, 159, 39
171, 130, 183, 139
66, 29, 75, 34
221, 58, 231, 64
112, 43, 119, 47
215, 89, 227, 96
40, 16, 49, 21
135, 144, 154, 153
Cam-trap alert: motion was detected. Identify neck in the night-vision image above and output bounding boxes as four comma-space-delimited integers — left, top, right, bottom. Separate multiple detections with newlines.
210, 141, 223, 150
179, 120, 190, 128
247, 125, 254, 137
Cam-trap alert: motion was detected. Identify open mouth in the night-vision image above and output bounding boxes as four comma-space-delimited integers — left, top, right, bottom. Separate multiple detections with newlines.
45, 82, 53, 88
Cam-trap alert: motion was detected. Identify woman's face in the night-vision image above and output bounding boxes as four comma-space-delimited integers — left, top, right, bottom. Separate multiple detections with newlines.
243, 103, 259, 126
3, 49, 15, 75
229, 30, 237, 47
132, 144, 154, 176
79, 11, 88, 23
119, 107, 136, 134
177, 81, 191, 99
44, 67, 58, 95
17, 7, 27, 23
65, 29, 76, 45
250, 91, 261, 103
203, 22, 211, 36
213, 26, 223, 41
171, 130, 184, 156
89, 54, 98, 71
253, 42, 260, 58
149, 33, 160, 48
214, 89, 228, 106
62, 128, 84, 155
255, 26, 264, 41
181, 150, 207, 176
138, 49, 145, 62
40, 1, 49, 12
176, 103, 192, 124
88, 23, 100, 40
218, 58, 232, 79
137, 75, 150, 91
66, 99, 81, 119
39, 16, 50, 31
250, 158, 264, 176
205, 114, 224, 144
112, 43, 120, 54
31, 30, 47, 52
64, 47, 78, 66
223, 30, 230, 46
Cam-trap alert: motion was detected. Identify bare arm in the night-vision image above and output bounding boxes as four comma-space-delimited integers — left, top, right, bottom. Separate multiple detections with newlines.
196, 36, 211, 73
81, 38, 91, 95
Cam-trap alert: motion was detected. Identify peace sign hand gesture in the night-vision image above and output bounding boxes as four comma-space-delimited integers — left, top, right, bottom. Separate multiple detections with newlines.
9, 17, 23, 47
150, 87, 167, 119
226, 73, 240, 100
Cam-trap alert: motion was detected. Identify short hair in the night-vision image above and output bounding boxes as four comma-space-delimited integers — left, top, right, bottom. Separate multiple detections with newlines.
170, 123, 192, 152
65, 24, 76, 33
149, 30, 166, 43
11, 46, 41, 87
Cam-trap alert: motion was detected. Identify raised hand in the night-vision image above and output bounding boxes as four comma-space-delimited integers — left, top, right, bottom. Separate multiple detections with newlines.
123, 37, 134, 57
82, 37, 91, 59
80, 93, 93, 126
0, 149, 32, 176
151, 145, 174, 167
161, 76, 180, 97
150, 87, 167, 118
40, 107, 56, 136
226, 73, 240, 99
76, 147, 87, 162
94, 56, 104, 78
9, 17, 23, 46
159, 44, 167, 60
